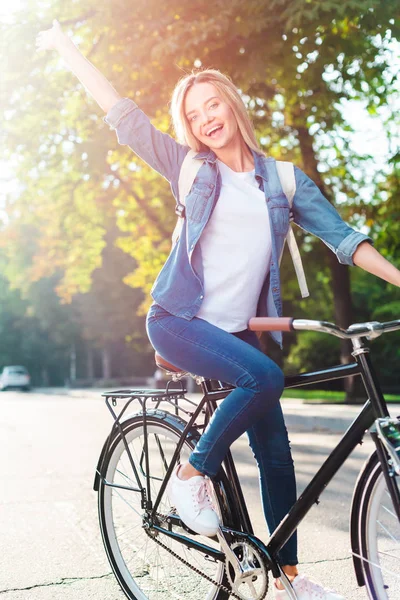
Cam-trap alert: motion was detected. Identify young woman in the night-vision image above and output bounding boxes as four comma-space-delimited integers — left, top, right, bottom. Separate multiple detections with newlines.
37, 20, 400, 600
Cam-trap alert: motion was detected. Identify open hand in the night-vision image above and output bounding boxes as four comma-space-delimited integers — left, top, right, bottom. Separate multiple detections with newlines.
36, 19, 66, 52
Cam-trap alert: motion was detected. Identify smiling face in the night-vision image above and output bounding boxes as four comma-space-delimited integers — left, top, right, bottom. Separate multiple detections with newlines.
184, 81, 240, 150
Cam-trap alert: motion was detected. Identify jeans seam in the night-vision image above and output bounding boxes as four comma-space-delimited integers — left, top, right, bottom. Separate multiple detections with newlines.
251, 425, 298, 565
252, 425, 277, 530
192, 390, 262, 476
153, 312, 261, 394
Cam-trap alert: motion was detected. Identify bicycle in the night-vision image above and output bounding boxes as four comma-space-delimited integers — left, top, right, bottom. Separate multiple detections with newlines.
93, 316, 400, 600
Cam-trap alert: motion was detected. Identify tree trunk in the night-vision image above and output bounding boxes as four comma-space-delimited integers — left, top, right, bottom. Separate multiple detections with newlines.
41, 366, 49, 387
326, 251, 360, 402
86, 345, 95, 381
101, 345, 112, 380
70, 343, 77, 383
297, 125, 358, 402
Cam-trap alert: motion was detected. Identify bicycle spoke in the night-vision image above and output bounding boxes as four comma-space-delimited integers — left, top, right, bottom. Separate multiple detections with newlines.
377, 519, 400, 544
115, 468, 137, 487
382, 504, 399, 521
99, 419, 226, 599
111, 486, 143, 515
379, 550, 400, 560
353, 550, 400, 580
359, 456, 400, 598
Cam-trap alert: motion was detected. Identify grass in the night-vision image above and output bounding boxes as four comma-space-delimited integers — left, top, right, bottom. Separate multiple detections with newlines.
282, 389, 400, 403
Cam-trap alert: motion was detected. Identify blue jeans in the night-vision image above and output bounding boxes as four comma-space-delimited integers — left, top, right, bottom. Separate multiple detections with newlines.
146, 303, 298, 565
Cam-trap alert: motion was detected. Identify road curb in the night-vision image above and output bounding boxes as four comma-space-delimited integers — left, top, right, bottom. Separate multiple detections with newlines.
31, 388, 400, 433
282, 400, 400, 432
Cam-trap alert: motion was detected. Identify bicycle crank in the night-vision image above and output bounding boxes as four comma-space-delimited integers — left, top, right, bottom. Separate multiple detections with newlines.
217, 528, 269, 600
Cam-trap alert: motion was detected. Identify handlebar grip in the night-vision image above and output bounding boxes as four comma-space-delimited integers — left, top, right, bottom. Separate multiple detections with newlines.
248, 317, 294, 332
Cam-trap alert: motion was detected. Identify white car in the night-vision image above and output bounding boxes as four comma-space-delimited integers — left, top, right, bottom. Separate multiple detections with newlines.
0, 366, 31, 391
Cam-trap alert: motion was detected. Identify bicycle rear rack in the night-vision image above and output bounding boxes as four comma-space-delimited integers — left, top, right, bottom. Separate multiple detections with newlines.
94, 382, 211, 495
101, 379, 208, 425
95, 379, 235, 506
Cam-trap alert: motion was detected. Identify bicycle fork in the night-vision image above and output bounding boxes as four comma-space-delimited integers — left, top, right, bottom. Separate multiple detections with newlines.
371, 417, 400, 521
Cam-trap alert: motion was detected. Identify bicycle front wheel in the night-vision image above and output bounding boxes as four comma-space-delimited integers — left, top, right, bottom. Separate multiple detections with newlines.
356, 451, 400, 599
98, 411, 230, 600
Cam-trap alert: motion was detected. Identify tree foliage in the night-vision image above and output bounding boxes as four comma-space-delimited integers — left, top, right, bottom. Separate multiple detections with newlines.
0, 0, 398, 387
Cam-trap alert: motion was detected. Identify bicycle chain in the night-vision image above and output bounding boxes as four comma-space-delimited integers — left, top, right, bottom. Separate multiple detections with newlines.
144, 512, 243, 599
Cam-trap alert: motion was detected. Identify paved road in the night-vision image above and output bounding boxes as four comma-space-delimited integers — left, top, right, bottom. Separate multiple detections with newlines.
0, 389, 394, 599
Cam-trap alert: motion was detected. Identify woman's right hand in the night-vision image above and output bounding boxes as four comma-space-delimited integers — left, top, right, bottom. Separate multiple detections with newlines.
36, 19, 67, 52
35, 18, 121, 113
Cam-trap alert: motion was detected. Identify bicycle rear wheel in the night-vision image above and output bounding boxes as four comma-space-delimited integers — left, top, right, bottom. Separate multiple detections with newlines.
98, 411, 231, 600
356, 451, 400, 599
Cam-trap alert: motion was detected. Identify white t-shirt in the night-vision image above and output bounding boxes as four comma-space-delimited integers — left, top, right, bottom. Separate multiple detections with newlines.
196, 159, 272, 332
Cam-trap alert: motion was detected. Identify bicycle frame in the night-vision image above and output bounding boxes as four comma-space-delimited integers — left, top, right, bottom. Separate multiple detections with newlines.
95, 330, 399, 581
154, 335, 398, 574
264, 339, 396, 562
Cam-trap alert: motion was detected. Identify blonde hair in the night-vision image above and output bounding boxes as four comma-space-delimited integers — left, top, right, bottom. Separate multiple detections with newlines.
170, 68, 265, 156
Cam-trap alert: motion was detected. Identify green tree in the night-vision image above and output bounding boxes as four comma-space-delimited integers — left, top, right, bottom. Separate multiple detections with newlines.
72, 223, 154, 379
0, 267, 75, 385
1, 0, 398, 397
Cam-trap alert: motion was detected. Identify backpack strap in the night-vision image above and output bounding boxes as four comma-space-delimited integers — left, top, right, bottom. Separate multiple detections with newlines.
172, 152, 309, 299
172, 149, 203, 245
276, 161, 310, 298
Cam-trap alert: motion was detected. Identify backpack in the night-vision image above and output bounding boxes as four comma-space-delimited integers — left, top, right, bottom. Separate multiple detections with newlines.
172, 149, 309, 298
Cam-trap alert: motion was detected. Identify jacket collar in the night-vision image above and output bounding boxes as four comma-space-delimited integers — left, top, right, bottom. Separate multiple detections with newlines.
194, 146, 269, 182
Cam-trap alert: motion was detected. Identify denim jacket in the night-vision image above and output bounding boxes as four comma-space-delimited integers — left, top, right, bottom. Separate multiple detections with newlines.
104, 97, 373, 346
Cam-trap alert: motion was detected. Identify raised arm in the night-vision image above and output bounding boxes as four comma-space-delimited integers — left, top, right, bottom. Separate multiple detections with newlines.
36, 20, 189, 186
36, 19, 120, 113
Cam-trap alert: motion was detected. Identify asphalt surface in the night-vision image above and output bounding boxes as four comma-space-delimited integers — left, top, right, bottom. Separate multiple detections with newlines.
1, 388, 399, 600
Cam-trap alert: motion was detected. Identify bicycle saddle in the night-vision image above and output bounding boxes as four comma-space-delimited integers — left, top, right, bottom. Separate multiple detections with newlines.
154, 352, 185, 374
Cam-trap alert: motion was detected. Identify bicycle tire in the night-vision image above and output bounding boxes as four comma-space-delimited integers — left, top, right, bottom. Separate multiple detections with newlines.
355, 451, 400, 599
97, 410, 232, 600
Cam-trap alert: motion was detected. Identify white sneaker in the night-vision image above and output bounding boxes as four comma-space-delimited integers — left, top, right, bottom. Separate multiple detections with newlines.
168, 464, 220, 537
274, 574, 346, 600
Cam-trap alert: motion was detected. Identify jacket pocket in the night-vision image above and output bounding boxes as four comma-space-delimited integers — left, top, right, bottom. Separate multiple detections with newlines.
269, 195, 290, 236
185, 182, 214, 223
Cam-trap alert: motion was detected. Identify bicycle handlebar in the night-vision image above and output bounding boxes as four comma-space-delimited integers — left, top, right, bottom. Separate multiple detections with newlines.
248, 317, 400, 340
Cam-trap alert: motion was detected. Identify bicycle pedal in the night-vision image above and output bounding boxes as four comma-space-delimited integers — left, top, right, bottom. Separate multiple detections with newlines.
180, 521, 198, 536
170, 511, 198, 535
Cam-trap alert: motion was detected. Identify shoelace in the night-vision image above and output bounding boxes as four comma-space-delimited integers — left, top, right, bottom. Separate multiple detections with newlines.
294, 574, 335, 598
191, 478, 215, 512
